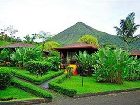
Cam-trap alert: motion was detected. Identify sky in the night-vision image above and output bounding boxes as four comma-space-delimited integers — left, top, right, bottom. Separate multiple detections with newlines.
0, 0, 140, 39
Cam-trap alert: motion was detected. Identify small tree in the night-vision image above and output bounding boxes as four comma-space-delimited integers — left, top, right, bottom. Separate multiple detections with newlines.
0, 48, 11, 63
24, 34, 37, 43
37, 31, 52, 51
43, 41, 60, 51
78, 34, 99, 46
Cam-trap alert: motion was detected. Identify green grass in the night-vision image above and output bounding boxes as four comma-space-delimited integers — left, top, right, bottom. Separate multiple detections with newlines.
0, 41, 10, 46
0, 86, 37, 99
59, 76, 140, 94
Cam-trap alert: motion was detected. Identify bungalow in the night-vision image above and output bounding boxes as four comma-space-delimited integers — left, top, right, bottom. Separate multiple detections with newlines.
130, 50, 140, 59
54, 42, 98, 68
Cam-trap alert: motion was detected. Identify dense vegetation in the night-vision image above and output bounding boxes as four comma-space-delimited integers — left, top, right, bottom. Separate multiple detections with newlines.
76, 48, 140, 84
52, 22, 140, 49
0, 41, 10, 46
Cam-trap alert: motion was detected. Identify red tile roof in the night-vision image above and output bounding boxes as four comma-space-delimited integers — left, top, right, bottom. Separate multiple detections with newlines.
0, 43, 34, 48
55, 42, 98, 50
130, 50, 140, 56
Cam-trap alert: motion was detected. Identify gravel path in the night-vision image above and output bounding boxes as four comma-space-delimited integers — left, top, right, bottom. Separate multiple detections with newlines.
39, 90, 140, 105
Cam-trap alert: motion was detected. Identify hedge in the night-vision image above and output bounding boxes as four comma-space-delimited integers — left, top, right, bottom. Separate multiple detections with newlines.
13, 70, 64, 85
0, 67, 12, 89
48, 74, 77, 97
11, 77, 52, 100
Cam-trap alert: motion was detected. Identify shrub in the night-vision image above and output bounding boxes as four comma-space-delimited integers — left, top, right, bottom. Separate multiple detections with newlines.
48, 74, 77, 97
13, 70, 64, 84
94, 47, 131, 84
0, 67, 12, 89
12, 77, 52, 100
0, 48, 12, 66
78, 34, 99, 46
25, 61, 51, 75
124, 57, 140, 81
76, 51, 95, 76
47, 56, 60, 71
11, 48, 43, 67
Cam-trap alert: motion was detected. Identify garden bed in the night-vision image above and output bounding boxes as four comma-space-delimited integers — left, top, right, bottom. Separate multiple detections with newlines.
11, 77, 52, 100
10, 67, 64, 84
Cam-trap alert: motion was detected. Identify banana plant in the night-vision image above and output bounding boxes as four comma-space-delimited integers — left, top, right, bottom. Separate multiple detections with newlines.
94, 47, 131, 84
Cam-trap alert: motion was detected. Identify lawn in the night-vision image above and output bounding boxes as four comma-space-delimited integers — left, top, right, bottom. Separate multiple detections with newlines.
59, 76, 140, 94
0, 86, 37, 100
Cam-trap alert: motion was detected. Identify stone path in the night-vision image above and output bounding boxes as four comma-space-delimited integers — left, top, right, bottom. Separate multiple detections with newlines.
38, 90, 140, 105
39, 79, 51, 89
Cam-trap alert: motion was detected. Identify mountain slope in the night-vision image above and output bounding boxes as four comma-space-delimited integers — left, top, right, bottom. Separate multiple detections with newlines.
52, 22, 140, 49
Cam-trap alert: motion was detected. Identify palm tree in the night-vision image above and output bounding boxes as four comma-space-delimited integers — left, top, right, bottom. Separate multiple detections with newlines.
114, 12, 140, 50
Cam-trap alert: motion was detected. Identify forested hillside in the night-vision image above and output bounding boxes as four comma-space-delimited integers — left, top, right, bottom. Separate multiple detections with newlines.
52, 22, 140, 49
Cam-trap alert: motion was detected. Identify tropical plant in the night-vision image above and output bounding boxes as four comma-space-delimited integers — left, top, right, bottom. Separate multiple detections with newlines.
11, 47, 42, 67
37, 31, 52, 51
114, 12, 140, 50
76, 51, 95, 76
23, 34, 37, 43
124, 57, 140, 81
78, 34, 99, 46
65, 66, 73, 78
0, 48, 11, 65
43, 41, 60, 51
94, 47, 132, 84
47, 56, 61, 71
25, 61, 51, 76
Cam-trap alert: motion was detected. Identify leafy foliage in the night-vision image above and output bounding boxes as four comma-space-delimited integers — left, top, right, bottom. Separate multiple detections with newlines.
23, 34, 37, 43
11, 47, 42, 67
78, 34, 99, 46
76, 51, 95, 76
43, 41, 60, 51
25, 61, 51, 75
114, 12, 140, 45
94, 48, 133, 84
47, 56, 61, 71
25, 56, 60, 75
0, 41, 10, 46
0, 67, 12, 90
0, 48, 11, 62
124, 58, 140, 81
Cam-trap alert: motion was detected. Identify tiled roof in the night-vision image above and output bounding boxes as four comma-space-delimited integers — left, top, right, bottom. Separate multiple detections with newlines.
131, 50, 140, 56
55, 42, 98, 50
0, 43, 34, 48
